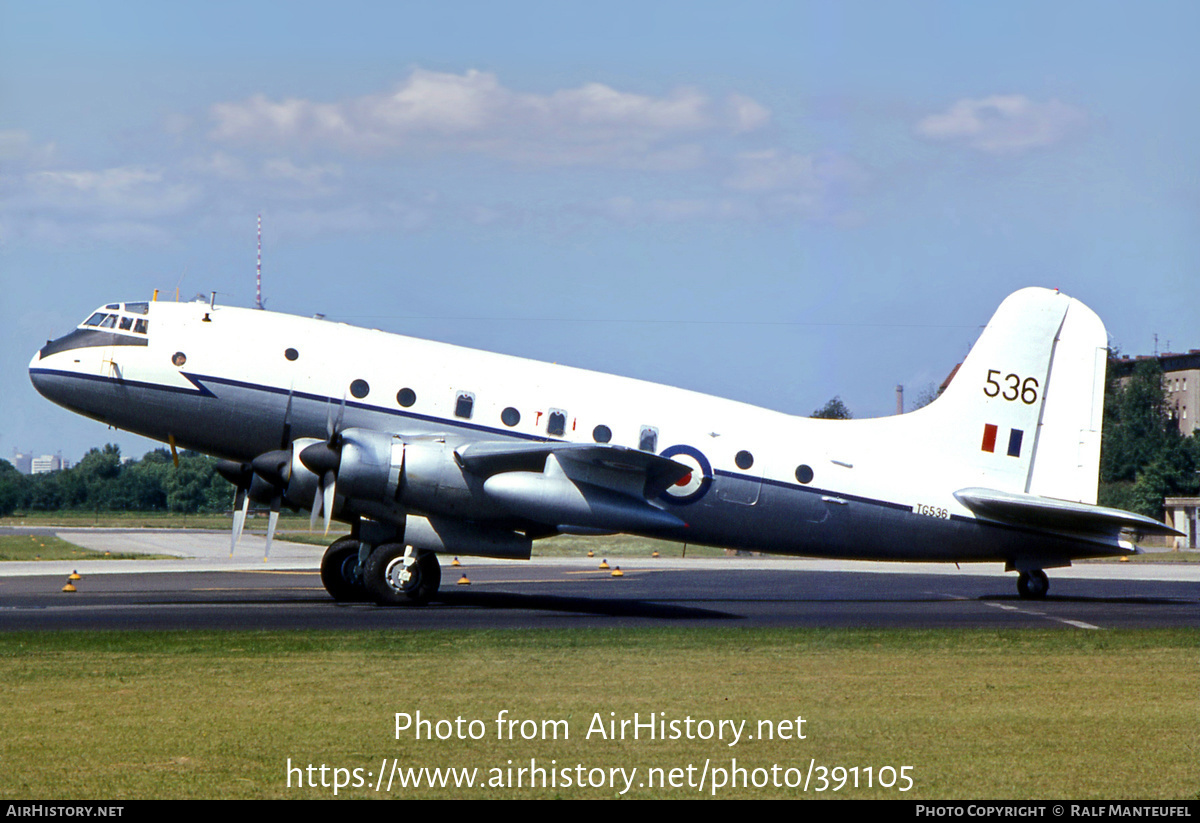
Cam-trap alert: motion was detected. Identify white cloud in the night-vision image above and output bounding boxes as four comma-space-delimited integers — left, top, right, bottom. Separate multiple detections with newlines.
26, 167, 197, 217
261, 158, 343, 190
0, 130, 56, 167
915, 95, 1086, 153
727, 94, 771, 134
208, 69, 768, 168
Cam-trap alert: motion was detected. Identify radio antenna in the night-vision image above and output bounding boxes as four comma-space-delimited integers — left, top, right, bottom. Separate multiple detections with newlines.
255, 213, 264, 310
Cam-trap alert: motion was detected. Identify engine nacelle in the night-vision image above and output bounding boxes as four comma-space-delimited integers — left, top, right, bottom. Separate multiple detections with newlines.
301, 430, 508, 521
325, 428, 403, 502
403, 514, 531, 560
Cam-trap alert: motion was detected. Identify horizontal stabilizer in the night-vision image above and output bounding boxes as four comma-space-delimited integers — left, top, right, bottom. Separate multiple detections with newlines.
954, 487, 1181, 538
455, 440, 691, 495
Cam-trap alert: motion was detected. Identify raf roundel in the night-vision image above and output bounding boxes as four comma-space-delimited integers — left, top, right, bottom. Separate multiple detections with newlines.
658, 444, 713, 506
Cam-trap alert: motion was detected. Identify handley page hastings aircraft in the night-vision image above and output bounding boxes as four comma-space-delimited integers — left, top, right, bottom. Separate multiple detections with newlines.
29, 287, 1177, 603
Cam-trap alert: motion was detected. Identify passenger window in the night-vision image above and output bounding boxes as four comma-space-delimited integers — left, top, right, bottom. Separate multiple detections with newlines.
134, 319, 148, 334
119, 317, 133, 331
547, 409, 566, 437
593, 425, 612, 443
455, 391, 475, 419
639, 426, 658, 452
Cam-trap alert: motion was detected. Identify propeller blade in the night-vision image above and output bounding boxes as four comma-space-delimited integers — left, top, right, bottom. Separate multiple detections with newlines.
310, 482, 323, 531
279, 389, 294, 450
264, 497, 280, 560
229, 487, 250, 556
230, 486, 249, 556
322, 471, 336, 535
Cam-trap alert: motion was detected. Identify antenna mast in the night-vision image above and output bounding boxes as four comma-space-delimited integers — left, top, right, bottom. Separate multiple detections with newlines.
255, 213, 263, 310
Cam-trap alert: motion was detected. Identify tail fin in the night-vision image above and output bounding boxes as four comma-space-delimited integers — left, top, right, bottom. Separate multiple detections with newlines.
923, 287, 1107, 503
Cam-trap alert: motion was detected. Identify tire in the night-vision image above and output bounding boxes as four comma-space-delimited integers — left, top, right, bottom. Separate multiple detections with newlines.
364, 544, 441, 606
320, 537, 369, 602
1016, 569, 1049, 600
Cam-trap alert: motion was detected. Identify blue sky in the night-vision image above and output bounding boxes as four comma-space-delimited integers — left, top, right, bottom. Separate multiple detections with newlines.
3, 1, 1198, 463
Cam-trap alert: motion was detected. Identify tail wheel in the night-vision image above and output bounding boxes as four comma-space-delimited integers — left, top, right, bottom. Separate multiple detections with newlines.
1016, 569, 1049, 600
320, 537, 369, 602
364, 543, 441, 606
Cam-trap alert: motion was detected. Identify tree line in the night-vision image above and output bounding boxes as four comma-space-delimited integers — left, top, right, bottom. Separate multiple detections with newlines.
1099, 359, 1199, 517
2, 361, 1195, 520
0, 445, 229, 517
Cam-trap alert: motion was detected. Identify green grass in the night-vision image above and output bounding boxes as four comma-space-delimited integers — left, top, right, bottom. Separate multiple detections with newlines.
0, 534, 152, 561
0, 629, 1195, 800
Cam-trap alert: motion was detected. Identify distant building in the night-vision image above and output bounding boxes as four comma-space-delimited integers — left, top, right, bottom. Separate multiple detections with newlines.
30, 452, 70, 474
1110, 351, 1200, 438
10, 449, 32, 475
1164, 497, 1200, 549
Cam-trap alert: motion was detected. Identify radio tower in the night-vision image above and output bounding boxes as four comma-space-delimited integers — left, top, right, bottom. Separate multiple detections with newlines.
255, 213, 264, 310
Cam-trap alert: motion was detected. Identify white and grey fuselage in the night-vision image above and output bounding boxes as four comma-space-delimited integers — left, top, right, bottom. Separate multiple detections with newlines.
30, 291, 1172, 572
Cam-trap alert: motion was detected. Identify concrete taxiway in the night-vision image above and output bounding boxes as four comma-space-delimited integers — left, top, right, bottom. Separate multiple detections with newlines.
0, 529, 1196, 631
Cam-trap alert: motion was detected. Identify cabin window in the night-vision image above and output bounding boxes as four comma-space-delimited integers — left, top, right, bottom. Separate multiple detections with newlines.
795, 464, 814, 484
547, 410, 566, 437
593, 424, 612, 443
284, 348, 299, 361
501, 407, 520, 427
639, 427, 658, 453
350, 379, 370, 399
735, 450, 754, 470
134, 319, 148, 334
455, 391, 475, 419
397, 388, 417, 407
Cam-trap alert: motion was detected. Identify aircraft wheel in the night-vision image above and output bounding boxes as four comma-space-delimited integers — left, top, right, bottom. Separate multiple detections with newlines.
320, 537, 370, 602
1016, 569, 1049, 600
364, 544, 441, 606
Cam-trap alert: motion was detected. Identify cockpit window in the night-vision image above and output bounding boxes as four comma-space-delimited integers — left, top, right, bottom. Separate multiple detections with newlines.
84, 312, 107, 327
126, 302, 149, 315
119, 317, 133, 331
98, 315, 117, 329
134, 319, 148, 334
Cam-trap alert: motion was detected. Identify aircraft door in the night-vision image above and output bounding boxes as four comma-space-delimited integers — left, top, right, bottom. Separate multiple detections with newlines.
717, 450, 762, 506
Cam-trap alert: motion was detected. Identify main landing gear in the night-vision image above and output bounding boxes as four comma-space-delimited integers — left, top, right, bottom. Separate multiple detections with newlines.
320, 537, 442, 606
1016, 569, 1049, 600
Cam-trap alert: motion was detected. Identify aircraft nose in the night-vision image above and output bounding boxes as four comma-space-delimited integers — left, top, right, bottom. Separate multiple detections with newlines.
28, 345, 54, 400
29, 348, 47, 395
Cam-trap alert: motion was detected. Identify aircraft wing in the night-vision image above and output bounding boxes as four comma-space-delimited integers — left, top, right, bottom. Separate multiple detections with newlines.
954, 487, 1182, 539
454, 440, 693, 532
455, 440, 692, 496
